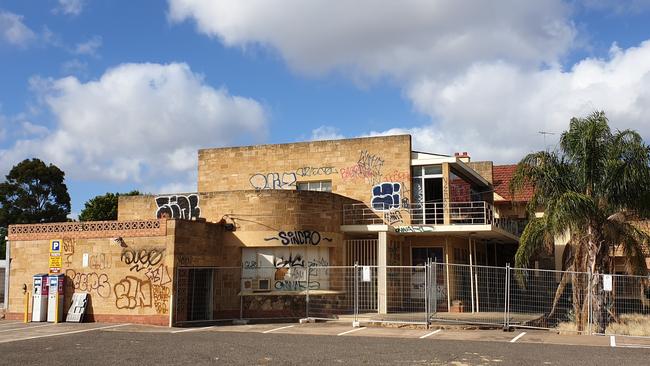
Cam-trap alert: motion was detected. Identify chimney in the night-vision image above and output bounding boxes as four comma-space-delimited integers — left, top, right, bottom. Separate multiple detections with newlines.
454, 152, 471, 163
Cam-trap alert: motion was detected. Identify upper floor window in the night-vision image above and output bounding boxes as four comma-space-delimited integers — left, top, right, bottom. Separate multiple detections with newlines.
412, 165, 442, 177
297, 180, 332, 192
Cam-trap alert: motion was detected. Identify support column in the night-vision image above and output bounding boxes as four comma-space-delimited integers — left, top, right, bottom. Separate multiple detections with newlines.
468, 235, 475, 313
378, 231, 388, 314
445, 237, 451, 312
442, 163, 451, 225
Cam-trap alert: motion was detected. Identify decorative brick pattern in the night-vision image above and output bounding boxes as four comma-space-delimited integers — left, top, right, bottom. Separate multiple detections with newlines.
8, 219, 167, 241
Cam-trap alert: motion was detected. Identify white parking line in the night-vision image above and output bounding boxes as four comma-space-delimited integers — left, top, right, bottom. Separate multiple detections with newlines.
510, 332, 526, 343
337, 327, 366, 336
172, 326, 215, 334
0, 323, 54, 333
618, 344, 650, 349
0, 323, 130, 344
610, 336, 616, 347
262, 325, 295, 334
419, 329, 442, 339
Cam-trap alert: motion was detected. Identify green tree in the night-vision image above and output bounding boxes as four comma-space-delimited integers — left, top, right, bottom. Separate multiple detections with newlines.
0, 158, 71, 227
79, 190, 140, 221
511, 111, 650, 332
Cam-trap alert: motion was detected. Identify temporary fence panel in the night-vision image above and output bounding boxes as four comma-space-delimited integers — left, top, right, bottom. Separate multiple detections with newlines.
591, 273, 650, 337
366, 266, 427, 324
509, 268, 589, 333
427, 263, 507, 326
307, 266, 355, 320
171, 264, 650, 335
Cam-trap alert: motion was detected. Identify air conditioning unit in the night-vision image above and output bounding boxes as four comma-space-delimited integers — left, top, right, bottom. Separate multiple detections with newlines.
242, 278, 272, 292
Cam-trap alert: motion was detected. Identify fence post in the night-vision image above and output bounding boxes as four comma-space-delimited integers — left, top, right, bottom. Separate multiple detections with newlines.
239, 267, 244, 320
587, 269, 592, 335
306, 265, 311, 319
504, 263, 510, 331
425, 261, 430, 328
354, 263, 359, 324
433, 258, 437, 317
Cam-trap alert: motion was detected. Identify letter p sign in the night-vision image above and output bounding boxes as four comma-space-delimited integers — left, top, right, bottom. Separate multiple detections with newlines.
50, 239, 62, 254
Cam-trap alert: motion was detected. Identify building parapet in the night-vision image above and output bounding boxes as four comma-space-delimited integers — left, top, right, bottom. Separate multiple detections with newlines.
7, 219, 167, 241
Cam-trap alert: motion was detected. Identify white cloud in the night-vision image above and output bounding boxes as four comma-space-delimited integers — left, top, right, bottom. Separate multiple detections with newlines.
0, 62, 268, 191
73, 36, 102, 56
0, 10, 36, 47
311, 126, 345, 141
169, 1, 650, 164
168, 0, 575, 81
581, 0, 650, 14
54, 0, 85, 16
372, 41, 650, 162
61, 59, 89, 77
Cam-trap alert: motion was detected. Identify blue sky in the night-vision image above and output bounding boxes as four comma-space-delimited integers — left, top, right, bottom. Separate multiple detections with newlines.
0, 0, 649, 217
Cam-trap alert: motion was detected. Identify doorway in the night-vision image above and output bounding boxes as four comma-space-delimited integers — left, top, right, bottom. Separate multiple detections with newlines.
411, 247, 444, 265
186, 269, 213, 321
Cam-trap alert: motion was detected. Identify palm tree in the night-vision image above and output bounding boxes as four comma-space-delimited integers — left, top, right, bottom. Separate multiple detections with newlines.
510, 111, 650, 332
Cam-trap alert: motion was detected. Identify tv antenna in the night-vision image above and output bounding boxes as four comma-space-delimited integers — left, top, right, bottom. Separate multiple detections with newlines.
538, 131, 556, 151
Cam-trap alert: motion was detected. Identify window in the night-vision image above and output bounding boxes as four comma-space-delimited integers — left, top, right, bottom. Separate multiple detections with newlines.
297, 180, 332, 192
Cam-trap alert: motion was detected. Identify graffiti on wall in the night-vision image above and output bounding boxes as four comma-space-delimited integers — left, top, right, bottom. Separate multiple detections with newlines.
273, 254, 322, 291
371, 182, 401, 211
153, 285, 170, 314
250, 172, 297, 190
114, 276, 152, 309
340, 150, 385, 185
66, 269, 111, 298
63, 238, 75, 267
295, 166, 338, 177
120, 247, 165, 272
242, 247, 329, 292
357, 150, 384, 184
394, 226, 434, 233
89, 253, 112, 270
155, 194, 200, 220
264, 230, 333, 246
384, 210, 405, 225
145, 264, 172, 286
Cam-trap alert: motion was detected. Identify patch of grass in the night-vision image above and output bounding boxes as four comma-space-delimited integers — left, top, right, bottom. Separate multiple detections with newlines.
555, 313, 650, 336
606, 313, 650, 336
555, 321, 579, 334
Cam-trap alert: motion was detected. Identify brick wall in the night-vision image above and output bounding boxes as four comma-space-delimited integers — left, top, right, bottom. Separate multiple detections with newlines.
196, 135, 412, 205
6, 221, 175, 326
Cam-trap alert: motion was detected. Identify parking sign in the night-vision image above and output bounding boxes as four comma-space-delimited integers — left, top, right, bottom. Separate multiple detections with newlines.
50, 239, 62, 254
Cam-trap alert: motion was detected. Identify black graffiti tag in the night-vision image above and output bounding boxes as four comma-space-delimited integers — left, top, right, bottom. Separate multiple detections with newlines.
121, 248, 165, 272
155, 194, 200, 220
264, 230, 333, 245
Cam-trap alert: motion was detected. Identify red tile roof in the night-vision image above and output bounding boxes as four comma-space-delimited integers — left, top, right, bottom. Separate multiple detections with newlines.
492, 164, 534, 202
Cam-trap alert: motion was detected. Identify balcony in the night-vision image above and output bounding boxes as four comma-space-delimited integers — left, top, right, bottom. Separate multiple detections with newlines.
342, 201, 521, 238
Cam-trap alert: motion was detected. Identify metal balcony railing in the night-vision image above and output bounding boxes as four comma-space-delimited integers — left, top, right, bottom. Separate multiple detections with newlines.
343, 201, 521, 237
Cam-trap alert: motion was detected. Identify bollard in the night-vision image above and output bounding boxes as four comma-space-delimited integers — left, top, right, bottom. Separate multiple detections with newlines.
24, 291, 29, 323
54, 289, 59, 324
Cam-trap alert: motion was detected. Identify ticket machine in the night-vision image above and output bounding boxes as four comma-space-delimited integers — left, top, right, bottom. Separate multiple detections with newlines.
47, 274, 65, 322
32, 274, 49, 322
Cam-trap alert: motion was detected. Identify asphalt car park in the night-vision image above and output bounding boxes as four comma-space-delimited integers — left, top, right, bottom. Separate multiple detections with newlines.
0, 319, 649, 365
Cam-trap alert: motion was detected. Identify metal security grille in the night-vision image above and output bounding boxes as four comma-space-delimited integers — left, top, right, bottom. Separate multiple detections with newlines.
345, 240, 377, 311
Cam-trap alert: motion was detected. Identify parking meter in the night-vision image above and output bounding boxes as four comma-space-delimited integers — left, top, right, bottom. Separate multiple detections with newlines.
31, 274, 49, 322
47, 274, 65, 322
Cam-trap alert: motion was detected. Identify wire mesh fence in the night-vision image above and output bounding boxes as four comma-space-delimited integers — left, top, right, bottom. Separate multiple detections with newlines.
173, 264, 650, 337
307, 266, 355, 320
508, 268, 589, 332
591, 273, 650, 337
